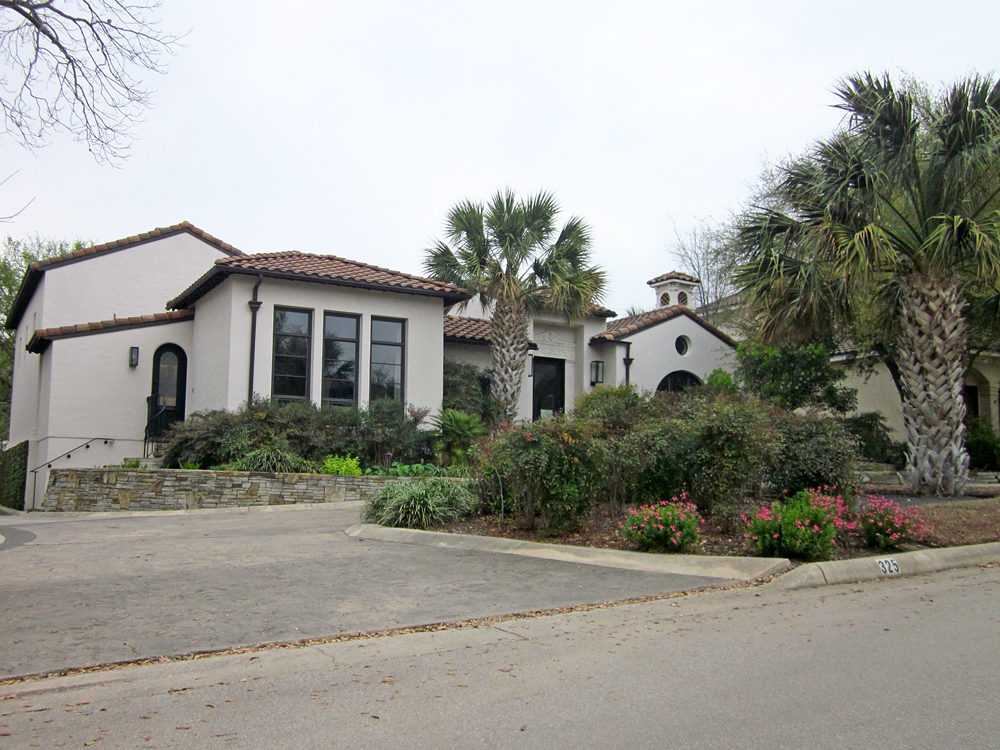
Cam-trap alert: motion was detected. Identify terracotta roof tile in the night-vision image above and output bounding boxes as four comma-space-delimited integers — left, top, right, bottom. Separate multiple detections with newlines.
647, 271, 701, 285
30, 221, 243, 272
591, 305, 736, 347
443, 315, 538, 349
169, 251, 472, 308
27, 310, 194, 353
588, 305, 617, 318
444, 315, 493, 343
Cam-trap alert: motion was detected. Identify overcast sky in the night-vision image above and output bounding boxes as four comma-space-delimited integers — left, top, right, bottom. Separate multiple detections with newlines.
2, 1, 999, 315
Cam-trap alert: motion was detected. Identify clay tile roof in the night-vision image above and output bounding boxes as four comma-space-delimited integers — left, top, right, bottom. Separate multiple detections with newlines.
590, 305, 736, 347
588, 305, 618, 318
169, 251, 472, 308
443, 315, 538, 349
6, 222, 244, 330
444, 315, 493, 343
26, 310, 194, 353
647, 271, 701, 286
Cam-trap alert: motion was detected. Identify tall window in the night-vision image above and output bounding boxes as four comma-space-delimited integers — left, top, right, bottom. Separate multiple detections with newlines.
323, 313, 359, 406
370, 317, 404, 401
273, 307, 311, 402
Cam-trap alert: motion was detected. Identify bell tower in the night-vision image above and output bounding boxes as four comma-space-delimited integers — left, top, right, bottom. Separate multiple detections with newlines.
647, 271, 701, 309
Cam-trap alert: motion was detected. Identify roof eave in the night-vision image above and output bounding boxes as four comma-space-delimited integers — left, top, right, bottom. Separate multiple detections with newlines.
170, 266, 472, 309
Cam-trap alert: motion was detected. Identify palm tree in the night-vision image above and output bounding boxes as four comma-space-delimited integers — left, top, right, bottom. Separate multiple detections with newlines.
737, 72, 1000, 496
424, 189, 606, 423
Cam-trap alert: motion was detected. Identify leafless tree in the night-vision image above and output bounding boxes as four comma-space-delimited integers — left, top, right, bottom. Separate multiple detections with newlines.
0, 1, 180, 163
670, 218, 739, 310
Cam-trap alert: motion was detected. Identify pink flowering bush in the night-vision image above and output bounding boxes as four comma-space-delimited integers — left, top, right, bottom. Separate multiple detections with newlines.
620, 498, 702, 552
857, 495, 930, 549
744, 490, 836, 560
807, 487, 857, 533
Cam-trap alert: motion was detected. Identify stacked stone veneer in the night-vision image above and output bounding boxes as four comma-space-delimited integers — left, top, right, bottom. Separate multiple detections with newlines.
42, 468, 460, 512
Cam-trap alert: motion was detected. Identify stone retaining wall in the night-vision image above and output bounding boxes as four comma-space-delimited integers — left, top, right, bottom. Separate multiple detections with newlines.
42, 468, 460, 512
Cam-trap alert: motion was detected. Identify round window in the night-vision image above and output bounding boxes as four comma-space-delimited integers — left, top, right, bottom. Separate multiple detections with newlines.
675, 336, 690, 355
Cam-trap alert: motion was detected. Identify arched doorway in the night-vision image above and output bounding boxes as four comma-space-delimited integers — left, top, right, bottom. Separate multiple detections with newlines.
656, 370, 701, 393
148, 344, 188, 440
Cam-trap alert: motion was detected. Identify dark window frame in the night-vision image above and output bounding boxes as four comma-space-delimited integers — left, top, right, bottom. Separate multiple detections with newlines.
272, 306, 313, 403
369, 316, 406, 402
322, 311, 361, 407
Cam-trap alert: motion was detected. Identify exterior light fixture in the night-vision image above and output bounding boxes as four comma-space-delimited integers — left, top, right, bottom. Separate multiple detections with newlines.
590, 360, 605, 386
129, 346, 139, 367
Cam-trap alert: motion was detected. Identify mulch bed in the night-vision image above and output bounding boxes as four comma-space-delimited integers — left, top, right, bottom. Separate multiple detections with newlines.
437, 495, 1000, 561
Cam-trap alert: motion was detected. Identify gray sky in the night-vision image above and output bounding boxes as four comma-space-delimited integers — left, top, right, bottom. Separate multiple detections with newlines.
2, 1, 998, 315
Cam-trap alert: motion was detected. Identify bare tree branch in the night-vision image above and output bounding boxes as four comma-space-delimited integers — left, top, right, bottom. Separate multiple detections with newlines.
0, 0, 180, 163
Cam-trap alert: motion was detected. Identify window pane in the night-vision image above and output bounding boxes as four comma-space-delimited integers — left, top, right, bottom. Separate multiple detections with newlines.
275, 336, 309, 357
324, 340, 356, 362
372, 343, 402, 366
323, 360, 356, 380
371, 319, 403, 343
325, 314, 357, 340
158, 352, 178, 402
324, 379, 355, 401
275, 355, 308, 377
274, 375, 308, 398
275, 309, 310, 336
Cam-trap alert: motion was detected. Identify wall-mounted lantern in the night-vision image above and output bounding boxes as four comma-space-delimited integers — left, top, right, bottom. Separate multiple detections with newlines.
129, 346, 139, 367
590, 360, 605, 386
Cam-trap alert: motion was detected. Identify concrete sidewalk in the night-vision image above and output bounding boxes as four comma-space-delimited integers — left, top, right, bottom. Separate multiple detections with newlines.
0, 504, 731, 680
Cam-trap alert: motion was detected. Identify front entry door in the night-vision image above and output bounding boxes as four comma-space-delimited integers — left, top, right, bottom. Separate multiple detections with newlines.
532, 357, 565, 420
148, 344, 188, 438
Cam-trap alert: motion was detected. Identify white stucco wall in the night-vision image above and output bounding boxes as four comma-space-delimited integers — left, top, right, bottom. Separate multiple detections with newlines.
621, 315, 736, 393
23, 320, 194, 508
9, 277, 47, 446
196, 276, 447, 414
37, 233, 231, 329
189, 277, 237, 412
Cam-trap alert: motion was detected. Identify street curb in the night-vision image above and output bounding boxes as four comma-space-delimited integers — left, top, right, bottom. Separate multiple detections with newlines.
767, 542, 1000, 591
344, 523, 790, 581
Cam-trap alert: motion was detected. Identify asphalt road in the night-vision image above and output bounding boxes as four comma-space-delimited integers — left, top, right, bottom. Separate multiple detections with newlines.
0, 504, 726, 679
0, 565, 996, 749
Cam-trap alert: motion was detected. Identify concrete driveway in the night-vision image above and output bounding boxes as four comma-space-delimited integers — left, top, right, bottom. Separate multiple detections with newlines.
0, 504, 728, 679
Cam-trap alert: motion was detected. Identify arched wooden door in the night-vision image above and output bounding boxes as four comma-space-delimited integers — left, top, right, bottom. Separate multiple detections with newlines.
148, 344, 188, 438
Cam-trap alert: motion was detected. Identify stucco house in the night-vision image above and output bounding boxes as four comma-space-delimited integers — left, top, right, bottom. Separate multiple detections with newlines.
6, 222, 736, 509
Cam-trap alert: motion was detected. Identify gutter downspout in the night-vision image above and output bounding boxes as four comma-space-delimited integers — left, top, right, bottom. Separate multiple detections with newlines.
623, 341, 633, 385
247, 275, 264, 403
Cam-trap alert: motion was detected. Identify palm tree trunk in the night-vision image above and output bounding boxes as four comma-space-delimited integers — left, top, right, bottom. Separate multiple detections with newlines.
897, 273, 969, 496
490, 298, 530, 423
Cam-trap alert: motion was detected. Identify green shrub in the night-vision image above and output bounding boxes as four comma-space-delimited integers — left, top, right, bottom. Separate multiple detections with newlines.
442, 360, 500, 425
704, 368, 739, 392
475, 417, 604, 533
178, 460, 201, 470
619, 498, 702, 552
745, 491, 836, 561
0, 441, 28, 511
965, 418, 1000, 471
768, 413, 860, 496
736, 341, 857, 413
843, 412, 906, 467
573, 384, 654, 437
162, 397, 433, 470
363, 478, 474, 529
367, 462, 460, 477
431, 409, 487, 467
321, 454, 362, 476
231, 447, 306, 473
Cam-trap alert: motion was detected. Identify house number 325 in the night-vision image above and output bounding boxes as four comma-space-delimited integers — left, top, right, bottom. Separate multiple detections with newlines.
876, 558, 900, 575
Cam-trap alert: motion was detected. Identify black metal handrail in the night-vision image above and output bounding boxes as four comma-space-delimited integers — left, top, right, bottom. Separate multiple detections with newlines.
144, 395, 169, 458
29, 437, 116, 508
